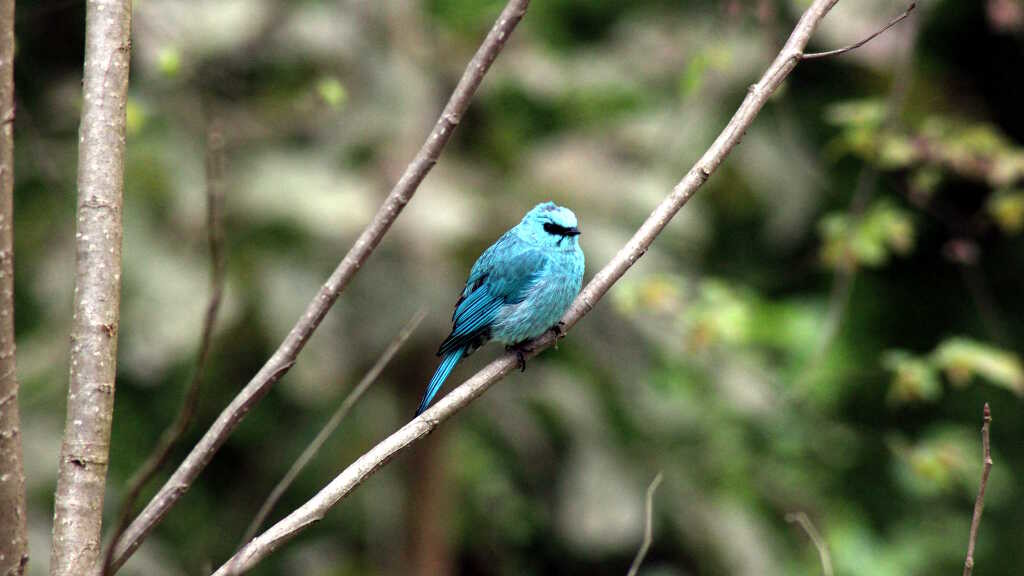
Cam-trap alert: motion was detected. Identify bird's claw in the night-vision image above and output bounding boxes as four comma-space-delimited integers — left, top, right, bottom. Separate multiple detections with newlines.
507, 343, 529, 372
551, 321, 566, 337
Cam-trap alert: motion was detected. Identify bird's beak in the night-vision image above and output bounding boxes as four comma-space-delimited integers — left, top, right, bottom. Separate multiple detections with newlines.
566, 227, 581, 236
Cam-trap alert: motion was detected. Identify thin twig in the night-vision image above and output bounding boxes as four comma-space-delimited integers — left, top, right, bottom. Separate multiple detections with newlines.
786, 511, 834, 576
210, 2, 894, 573
626, 472, 663, 576
101, 120, 228, 576
50, 1, 132, 574
108, 2, 531, 571
963, 403, 993, 576
0, 0, 28, 573
802, 2, 916, 60
237, 310, 426, 547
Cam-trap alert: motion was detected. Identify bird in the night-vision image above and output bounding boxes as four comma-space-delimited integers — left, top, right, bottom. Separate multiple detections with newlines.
415, 201, 585, 416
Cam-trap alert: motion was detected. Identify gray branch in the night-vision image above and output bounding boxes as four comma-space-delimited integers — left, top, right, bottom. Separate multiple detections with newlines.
49, 1, 132, 575
211, 0, 850, 573
0, 0, 28, 573
107, 0, 531, 571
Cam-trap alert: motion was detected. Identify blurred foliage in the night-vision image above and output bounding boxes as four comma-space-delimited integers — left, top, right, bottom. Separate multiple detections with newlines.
11, 0, 1024, 575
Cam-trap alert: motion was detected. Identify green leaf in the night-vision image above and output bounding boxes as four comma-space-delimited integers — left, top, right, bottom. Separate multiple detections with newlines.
931, 337, 1024, 394
882, 350, 942, 404
818, 200, 915, 271
157, 46, 182, 78
987, 189, 1024, 235
824, 99, 887, 129
316, 76, 348, 110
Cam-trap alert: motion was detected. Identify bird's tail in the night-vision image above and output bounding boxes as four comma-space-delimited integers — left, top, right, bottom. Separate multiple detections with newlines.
416, 348, 465, 416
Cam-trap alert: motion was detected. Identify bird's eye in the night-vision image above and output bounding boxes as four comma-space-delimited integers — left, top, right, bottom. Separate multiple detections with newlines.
543, 222, 567, 235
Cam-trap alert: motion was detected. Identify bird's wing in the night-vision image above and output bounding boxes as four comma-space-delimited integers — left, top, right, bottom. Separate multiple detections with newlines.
438, 243, 548, 356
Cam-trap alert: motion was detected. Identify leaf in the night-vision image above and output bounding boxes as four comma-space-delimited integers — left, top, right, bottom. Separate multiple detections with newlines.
316, 76, 348, 109
987, 189, 1024, 235
931, 337, 1024, 394
824, 99, 887, 129
157, 46, 182, 78
882, 350, 942, 404
818, 200, 915, 270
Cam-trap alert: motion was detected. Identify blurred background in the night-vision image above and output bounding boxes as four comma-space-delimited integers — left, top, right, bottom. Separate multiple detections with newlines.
11, 0, 1024, 574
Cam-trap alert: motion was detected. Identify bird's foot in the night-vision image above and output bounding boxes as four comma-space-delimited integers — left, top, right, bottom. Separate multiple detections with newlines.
551, 321, 566, 337
549, 321, 566, 349
506, 342, 530, 372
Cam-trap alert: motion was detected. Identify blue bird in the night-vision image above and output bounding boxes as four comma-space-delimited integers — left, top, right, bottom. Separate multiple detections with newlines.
416, 202, 585, 415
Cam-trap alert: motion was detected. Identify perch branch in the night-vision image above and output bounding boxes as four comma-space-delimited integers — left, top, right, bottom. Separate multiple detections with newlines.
210, 1, 904, 573
626, 472, 663, 576
50, 1, 133, 575
108, 1, 531, 571
962, 403, 992, 576
101, 120, 228, 576
0, 0, 28, 573
238, 310, 425, 547
786, 512, 834, 576
802, 2, 916, 60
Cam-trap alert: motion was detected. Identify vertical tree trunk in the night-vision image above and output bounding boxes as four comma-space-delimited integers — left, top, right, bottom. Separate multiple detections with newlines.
0, 1, 28, 574
50, 1, 131, 575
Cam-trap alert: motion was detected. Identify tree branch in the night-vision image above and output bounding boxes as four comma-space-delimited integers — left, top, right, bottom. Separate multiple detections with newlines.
108, 1, 531, 571
626, 472, 663, 576
100, 120, 228, 576
786, 512, 834, 576
962, 403, 992, 576
50, 1, 132, 575
0, 0, 28, 573
802, 2, 916, 60
237, 309, 425, 548
211, 1, 874, 573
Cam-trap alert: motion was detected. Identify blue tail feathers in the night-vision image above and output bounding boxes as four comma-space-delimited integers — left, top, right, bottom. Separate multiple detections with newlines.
416, 348, 465, 416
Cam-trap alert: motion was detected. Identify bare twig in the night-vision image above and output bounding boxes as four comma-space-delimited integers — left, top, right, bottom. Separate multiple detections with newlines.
108, 1, 531, 571
626, 472, 663, 576
211, 2, 885, 573
238, 310, 426, 547
802, 2, 916, 60
0, 1, 28, 574
963, 403, 992, 576
50, 1, 132, 575
786, 512, 834, 576
100, 121, 228, 576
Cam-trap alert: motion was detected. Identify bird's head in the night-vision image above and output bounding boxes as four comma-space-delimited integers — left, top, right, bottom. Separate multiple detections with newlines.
518, 201, 581, 249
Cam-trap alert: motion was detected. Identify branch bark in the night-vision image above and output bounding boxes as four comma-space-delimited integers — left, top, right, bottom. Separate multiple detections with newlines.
212, 1, 854, 573
50, 1, 132, 575
962, 403, 992, 576
0, 0, 29, 574
786, 511, 834, 576
626, 472, 663, 576
107, 1, 531, 571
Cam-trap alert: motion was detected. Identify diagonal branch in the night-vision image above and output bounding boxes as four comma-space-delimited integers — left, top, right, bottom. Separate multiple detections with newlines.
786, 512, 834, 576
0, 1, 29, 574
210, 1, 886, 573
802, 2, 916, 60
108, 1, 531, 571
626, 472, 663, 576
101, 120, 228, 576
238, 309, 426, 547
962, 403, 993, 576
50, 1, 133, 575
